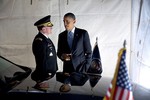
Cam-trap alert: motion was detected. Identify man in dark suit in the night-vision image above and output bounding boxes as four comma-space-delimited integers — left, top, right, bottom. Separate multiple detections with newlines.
57, 12, 92, 92
31, 15, 58, 91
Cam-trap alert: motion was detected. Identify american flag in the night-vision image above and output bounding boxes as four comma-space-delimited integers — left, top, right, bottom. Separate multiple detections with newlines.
103, 48, 134, 100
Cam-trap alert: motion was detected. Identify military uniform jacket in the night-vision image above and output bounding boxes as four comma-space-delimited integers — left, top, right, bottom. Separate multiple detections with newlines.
32, 32, 58, 76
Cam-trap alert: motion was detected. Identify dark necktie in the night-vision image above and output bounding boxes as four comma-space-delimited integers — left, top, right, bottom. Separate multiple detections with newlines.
68, 31, 73, 49
47, 37, 51, 43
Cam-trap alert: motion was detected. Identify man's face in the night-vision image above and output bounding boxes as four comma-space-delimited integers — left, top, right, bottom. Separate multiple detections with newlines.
41, 26, 52, 35
63, 17, 76, 31
46, 26, 52, 34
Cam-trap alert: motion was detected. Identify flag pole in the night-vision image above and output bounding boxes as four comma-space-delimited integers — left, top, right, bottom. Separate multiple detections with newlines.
95, 37, 98, 46
90, 37, 98, 96
103, 40, 133, 100
108, 41, 126, 100
96, 37, 98, 43
123, 40, 126, 48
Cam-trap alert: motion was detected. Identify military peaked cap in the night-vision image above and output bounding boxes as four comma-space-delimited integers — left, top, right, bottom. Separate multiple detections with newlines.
34, 15, 53, 27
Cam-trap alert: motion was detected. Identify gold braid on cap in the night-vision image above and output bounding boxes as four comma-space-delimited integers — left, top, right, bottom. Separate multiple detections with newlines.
37, 22, 53, 27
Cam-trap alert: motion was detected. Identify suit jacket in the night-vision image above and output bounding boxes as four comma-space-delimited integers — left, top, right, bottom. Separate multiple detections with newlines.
31, 32, 58, 82
57, 27, 92, 73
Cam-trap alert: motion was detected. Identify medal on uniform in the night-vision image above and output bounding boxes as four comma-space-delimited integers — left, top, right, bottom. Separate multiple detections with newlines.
49, 52, 53, 56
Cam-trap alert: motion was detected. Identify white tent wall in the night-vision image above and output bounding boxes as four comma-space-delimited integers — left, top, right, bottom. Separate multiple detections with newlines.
0, 0, 131, 79
131, 0, 150, 89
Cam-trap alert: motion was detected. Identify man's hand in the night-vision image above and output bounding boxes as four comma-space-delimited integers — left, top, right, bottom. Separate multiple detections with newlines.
61, 53, 72, 61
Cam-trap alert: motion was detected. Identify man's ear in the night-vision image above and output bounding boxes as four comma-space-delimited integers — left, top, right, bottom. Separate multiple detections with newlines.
40, 26, 46, 33
42, 27, 46, 31
74, 20, 76, 24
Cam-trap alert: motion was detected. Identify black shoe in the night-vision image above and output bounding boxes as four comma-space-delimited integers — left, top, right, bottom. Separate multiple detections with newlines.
59, 84, 71, 92
33, 82, 49, 92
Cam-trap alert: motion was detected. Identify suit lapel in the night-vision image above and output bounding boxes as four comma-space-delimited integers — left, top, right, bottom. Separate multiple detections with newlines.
39, 32, 54, 48
72, 28, 79, 51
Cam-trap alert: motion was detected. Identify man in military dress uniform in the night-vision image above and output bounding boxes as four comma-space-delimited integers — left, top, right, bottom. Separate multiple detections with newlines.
31, 15, 58, 91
